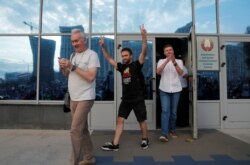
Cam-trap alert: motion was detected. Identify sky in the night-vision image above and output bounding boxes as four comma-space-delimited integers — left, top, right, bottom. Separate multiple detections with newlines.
0, 0, 249, 33
0, 0, 249, 78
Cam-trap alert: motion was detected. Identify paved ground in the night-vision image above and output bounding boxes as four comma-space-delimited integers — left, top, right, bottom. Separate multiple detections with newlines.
219, 128, 250, 144
0, 129, 249, 165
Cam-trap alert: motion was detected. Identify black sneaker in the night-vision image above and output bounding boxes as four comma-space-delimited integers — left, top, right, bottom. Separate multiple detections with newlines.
101, 142, 119, 151
141, 138, 149, 149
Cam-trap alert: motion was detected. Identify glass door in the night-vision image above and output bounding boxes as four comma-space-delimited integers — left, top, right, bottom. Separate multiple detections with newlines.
116, 36, 156, 130
220, 37, 250, 128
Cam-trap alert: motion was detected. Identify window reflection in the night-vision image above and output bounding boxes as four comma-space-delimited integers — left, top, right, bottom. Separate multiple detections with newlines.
39, 26, 86, 101
42, 0, 89, 33
0, 0, 40, 33
0, 36, 36, 100
39, 25, 84, 100
91, 36, 115, 100
38, 36, 64, 100
92, 0, 114, 33
117, 0, 192, 33
197, 71, 219, 100
36, 33, 116, 101
220, 0, 250, 34
37, 33, 116, 101
194, 0, 216, 33
226, 42, 250, 99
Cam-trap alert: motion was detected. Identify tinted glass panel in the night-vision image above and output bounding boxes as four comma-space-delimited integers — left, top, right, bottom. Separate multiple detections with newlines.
92, 0, 114, 33
0, 0, 40, 33
220, 0, 250, 34
91, 36, 115, 100
38, 34, 116, 101
226, 42, 250, 99
42, 0, 89, 33
197, 71, 219, 100
194, 0, 216, 33
0, 36, 37, 100
39, 26, 85, 100
117, 0, 192, 33
38, 36, 66, 100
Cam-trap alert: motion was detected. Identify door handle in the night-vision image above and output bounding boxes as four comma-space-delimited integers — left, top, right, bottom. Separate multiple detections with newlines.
117, 44, 121, 49
221, 62, 226, 67
220, 45, 225, 50
151, 77, 156, 92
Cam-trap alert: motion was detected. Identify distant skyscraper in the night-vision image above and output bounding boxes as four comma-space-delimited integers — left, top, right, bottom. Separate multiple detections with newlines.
29, 36, 56, 82
246, 26, 250, 34
59, 25, 84, 59
91, 37, 114, 79
175, 22, 192, 33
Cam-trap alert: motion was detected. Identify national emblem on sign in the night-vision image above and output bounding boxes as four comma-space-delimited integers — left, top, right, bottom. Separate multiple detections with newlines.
201, 38, 214, 52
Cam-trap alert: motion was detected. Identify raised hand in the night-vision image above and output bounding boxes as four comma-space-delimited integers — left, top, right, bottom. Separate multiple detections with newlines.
139, 24, 147, 37
138, 24, 147, 64
59, 58, 71, 70
99, 36, 105, 48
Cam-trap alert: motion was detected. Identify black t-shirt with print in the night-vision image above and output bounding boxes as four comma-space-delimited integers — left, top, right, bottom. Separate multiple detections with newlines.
117, 60, 146, 101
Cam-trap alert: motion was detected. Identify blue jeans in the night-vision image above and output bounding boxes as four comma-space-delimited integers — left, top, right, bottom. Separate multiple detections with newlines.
159, 90, 181, 135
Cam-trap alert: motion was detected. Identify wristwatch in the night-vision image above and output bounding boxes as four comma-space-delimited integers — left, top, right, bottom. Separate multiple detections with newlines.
71, 65, 77, 72
173, 62, 178, 66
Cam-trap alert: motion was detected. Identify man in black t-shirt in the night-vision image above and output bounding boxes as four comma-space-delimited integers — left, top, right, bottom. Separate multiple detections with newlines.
117, 59, 147, 100
99, 25, 149, 151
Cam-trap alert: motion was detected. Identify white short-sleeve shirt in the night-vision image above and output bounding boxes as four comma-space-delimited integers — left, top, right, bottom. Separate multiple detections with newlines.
157, 59, 183, 93
68, 49, 100, 101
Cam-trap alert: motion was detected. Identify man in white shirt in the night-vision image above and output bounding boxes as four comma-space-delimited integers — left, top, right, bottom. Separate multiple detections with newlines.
156, 44, 184, 142
59, 29, 100, 165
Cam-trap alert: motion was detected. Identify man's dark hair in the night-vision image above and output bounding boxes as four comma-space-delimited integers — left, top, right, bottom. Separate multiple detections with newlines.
121, 47, 133, 55
163, 44, 173, 50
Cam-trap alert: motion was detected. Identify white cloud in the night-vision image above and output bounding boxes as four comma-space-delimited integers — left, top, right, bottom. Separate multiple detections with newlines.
196, 20, 216, 33
42, 1, 89, 32
195, 0, 215, 9
117, 0, 192, 32
0, 37, 32, 63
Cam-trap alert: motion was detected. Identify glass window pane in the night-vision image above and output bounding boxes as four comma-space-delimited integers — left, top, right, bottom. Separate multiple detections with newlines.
0, 0, 40, 33
226, 42, 250, 99
117, 0, 192, 33
197, 71, 219, 100
220, 0, 250, 34
91, 36, 115, 100
92, 0, 114, 33
38, 36, 67, 100
42, 0, 89, 33
0, 36, 37, 100
194, 0, 216, 33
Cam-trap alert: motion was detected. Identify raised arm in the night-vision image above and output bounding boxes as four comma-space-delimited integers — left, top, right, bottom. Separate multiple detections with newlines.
99, 36, 117, 68
138, 24, 147, 64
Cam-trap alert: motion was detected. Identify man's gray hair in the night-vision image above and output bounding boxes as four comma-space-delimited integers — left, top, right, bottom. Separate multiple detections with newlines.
71, 29, 86, 39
